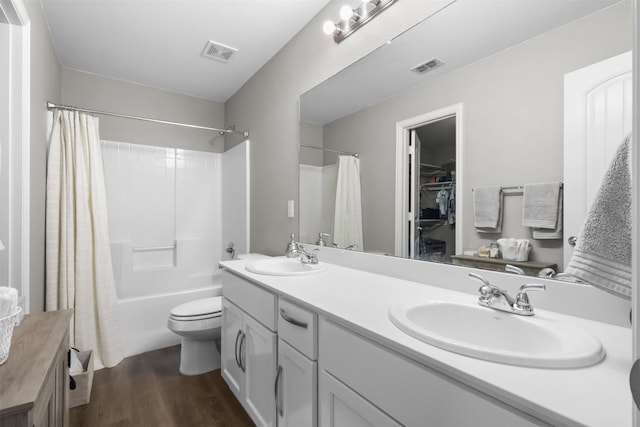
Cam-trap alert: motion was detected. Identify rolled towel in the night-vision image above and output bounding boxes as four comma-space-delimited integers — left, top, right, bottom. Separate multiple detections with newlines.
0, 287, 18, 318
566, 134, 632, 300
473, 186, 503, 233
522, 182, 562, 229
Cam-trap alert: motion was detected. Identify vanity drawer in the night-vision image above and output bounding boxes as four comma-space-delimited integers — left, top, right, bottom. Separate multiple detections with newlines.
278, 299, 317, 360
222, 270, 276, 331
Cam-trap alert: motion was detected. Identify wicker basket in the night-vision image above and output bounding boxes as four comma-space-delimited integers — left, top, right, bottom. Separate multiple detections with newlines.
0, 307, 22, 364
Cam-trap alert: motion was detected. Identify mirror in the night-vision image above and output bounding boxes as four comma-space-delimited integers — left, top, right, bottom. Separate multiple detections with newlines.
299, 0, 632, 278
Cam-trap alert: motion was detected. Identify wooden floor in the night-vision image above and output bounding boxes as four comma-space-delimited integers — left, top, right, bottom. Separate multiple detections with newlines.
70, 346, 254, 427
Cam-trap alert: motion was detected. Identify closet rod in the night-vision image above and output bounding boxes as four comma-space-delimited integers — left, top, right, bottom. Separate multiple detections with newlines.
47, 101, 249, 137
299, 144, 358, 157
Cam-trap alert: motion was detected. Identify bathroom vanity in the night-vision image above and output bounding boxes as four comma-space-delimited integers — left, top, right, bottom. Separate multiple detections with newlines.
219, 257, 631, 427
0, 309, 72, 427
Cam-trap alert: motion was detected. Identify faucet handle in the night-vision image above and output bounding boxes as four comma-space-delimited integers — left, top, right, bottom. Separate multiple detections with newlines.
514, 283, 546, 313
469, 273, 494, 302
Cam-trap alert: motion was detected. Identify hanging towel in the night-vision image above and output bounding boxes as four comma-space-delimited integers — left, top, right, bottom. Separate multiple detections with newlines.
566, 134, 632, 300
473, 186, 503, 233
532, 187, 564, 239
522, 182, 562, 229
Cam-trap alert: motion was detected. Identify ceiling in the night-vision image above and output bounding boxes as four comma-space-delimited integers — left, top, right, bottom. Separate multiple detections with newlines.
300, 0, 621, 125
41, 0, 330, 102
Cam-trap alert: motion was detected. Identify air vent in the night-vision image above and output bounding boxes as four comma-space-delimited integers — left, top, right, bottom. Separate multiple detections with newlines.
410, 58, 444, 74
201, 40, 238, 63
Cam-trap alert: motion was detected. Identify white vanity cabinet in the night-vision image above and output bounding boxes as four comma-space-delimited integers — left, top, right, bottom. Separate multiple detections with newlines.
221, 271, 277, 427
319, 319, 550, 427
276, 299, 318, 427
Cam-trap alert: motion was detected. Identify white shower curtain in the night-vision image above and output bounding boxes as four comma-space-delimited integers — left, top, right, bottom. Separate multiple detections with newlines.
333, 155, 364, 250
45, 110, 123, 369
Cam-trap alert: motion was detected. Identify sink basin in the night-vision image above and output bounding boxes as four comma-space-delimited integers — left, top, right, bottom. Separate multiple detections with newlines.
389, 300, 605, 368
245, 257, 326, 276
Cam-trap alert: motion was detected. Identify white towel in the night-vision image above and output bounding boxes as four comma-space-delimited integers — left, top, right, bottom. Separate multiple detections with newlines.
532, 187, 564, 239
522, 182, 562, 229
473, 186, 503, 233
0, 287, 18, 318
566, 134, 632, 300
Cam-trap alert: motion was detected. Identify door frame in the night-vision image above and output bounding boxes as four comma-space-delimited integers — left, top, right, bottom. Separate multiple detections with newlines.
0, 0, 30, 312
394, 103, 463, 258
632, 1, 639, 425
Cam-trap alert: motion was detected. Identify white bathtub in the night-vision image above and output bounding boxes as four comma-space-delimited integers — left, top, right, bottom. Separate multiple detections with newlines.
117, 278, 221, 357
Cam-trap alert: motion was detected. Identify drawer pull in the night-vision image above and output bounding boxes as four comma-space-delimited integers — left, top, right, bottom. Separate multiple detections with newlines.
280, 308, 308, 329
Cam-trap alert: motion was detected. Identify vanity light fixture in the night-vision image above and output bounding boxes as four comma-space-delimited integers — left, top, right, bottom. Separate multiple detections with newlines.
323, 0, 398, 44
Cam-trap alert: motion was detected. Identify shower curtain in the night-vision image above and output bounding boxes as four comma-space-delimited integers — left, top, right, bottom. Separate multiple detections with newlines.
45, 110, 123, 369
333, 155, 364, 250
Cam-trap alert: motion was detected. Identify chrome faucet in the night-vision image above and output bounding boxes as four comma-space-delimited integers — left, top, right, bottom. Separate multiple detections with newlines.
469, 273, 545, 316
289, 246, 319, 264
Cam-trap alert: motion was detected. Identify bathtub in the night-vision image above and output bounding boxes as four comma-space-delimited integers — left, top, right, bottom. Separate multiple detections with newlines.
117, 277, 221, 357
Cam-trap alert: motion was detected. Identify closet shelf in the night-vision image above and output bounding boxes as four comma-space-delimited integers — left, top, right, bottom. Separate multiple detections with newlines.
421, 181, 455, 191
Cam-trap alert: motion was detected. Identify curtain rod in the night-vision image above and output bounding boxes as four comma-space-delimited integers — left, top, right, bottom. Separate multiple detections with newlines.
47, 101, 249, 137
300, 144, 358, 157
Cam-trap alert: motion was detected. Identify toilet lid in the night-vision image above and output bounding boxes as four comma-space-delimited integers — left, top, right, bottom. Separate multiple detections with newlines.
170, 297, 222, 318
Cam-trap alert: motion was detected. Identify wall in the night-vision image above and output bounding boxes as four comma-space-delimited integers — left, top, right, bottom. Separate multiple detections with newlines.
320, 1, 632, 265
225, 0, 456, 255
24, 0, 62, 313
61, 69, 226, 152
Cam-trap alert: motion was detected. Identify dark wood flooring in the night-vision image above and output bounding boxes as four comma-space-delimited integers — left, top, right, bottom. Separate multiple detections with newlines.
70, 346, 254, 427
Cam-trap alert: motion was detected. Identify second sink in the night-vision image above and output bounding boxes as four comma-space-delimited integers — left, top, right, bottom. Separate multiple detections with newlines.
389, 299, 605, 368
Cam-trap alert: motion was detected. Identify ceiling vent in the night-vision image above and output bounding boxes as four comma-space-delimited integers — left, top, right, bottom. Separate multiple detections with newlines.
410, 58, 444, 74
201, 40, 238, 63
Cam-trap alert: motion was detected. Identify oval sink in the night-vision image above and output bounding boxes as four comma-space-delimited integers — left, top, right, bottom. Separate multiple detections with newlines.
389, 300, 605, 368
245, 257, 326, 276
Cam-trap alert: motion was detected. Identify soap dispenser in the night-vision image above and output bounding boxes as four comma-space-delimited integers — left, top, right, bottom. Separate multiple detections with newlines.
285, 234, 299, 257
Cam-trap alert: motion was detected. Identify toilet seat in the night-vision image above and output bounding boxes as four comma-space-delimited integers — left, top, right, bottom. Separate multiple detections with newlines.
170, 297, 222, 321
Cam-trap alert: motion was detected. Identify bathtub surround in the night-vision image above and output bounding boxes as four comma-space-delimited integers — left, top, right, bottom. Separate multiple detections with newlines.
45, 110, 123, 369
102, 140, 250, 357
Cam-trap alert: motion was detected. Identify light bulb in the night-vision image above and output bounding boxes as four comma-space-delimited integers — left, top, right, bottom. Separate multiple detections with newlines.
362, 0, 381, 5
340, 5, 356, 20
323, 20, 338, 35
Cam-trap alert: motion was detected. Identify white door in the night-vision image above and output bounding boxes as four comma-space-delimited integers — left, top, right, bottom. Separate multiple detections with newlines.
222, 140, 250, 259
220, 298, 243, 401
408, 130, 419, 259
243, 314, 277, 427
277, 339, 317, 427
563, 51, 632, 269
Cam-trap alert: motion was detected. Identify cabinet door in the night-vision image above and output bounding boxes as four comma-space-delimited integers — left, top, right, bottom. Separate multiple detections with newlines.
277, 339, 317, 427
243, 314, 277, 427
319, 371, 402, 427
221, 298, 244, 401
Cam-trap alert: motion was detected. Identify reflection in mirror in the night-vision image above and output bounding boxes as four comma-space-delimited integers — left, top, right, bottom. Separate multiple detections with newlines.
299, 0, 633, 279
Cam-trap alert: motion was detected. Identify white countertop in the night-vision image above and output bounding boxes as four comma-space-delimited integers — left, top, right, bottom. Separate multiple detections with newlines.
219, 257, 632, 427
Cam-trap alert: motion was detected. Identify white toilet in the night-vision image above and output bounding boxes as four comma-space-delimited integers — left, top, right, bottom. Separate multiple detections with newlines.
167, 296, 222, 375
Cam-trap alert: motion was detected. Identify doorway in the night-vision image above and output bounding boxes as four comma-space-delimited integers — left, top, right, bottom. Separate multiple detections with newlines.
394, 103, 463, 259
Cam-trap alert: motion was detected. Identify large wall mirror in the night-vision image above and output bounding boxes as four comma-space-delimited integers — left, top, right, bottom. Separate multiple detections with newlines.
299, 0, 633, 279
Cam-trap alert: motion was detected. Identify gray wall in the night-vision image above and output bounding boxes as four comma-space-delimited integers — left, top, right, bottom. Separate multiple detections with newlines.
225, 0, 456, 255
300, 121, 323, 166
320, 1, 632, 265
25, 0, 61, 312
61, 69, 226, 152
